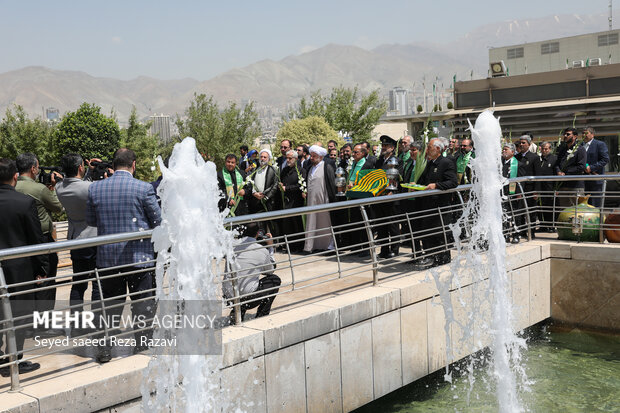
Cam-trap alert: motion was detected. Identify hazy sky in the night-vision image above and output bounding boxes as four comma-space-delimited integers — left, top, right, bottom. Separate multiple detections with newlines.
1, 0, 611, 80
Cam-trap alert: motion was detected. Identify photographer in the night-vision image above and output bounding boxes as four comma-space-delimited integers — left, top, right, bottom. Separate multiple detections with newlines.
15, 153, 64, 337
56, 154, 101, 333
224, 223, 281, 324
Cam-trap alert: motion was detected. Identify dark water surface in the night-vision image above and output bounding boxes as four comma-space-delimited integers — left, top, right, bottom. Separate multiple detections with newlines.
354, 330, 620, 412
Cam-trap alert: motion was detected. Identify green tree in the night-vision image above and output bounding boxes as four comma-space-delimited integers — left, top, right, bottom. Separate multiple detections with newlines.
175, 94, 261, 167
120, 107, 161, 181
0, 105, 56, 164
416, 104, 423, 113
447, 101, 454, 109
276, 116, 340, 149
53, 103, 120, 161
288, 86, 387, 142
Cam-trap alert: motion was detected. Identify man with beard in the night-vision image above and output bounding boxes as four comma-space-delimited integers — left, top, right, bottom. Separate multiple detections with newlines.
217, 154, 248, 216
555, 127, 587, 206
515, 134, 541, 237
248, 149, 280, 233
412, 138, 458, 270
303, 145, 336, 253
455, 139, 475, 185
538, 142, 557, 231
279, 150, 306, 252
581, 126, 609, 207
373, 135, 404, 259
296, 145, 310, 169
397, 136, 412, 164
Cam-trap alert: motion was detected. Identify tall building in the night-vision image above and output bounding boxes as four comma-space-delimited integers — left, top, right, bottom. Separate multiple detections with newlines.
489, 29, 620, 77
388, 87, 409, 116
45, 107, 59, 122
149, 114, 171, 143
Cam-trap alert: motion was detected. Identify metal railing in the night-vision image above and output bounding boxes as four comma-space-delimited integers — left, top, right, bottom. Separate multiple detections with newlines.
0, 174, 619, 390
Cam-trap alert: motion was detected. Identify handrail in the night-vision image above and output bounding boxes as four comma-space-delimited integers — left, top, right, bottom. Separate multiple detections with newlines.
1, 174, 618, 261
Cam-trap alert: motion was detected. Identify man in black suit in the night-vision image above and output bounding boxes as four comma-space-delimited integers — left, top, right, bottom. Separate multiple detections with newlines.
374, 135, 404, 259
296, 145, 310, 170
412, 138, 458, 270
538, 142, 558, 231
0, 158, 48, 375
555, 127, 587, 207
217, 154, 249, 216
278, 150, 306, 252
515, 134, 541, 237
581, 126, 610, 207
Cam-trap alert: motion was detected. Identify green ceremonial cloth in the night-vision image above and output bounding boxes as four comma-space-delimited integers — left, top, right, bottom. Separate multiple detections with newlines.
222, 168, 244, 197
349, 158, 366, 183
346, 169, 388, 199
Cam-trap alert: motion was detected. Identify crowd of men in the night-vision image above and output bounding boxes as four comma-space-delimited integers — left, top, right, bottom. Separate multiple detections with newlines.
0, 124, 611, 371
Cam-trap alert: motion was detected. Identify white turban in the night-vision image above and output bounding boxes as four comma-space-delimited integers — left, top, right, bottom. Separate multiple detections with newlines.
309, 145, 327, 157
259, 148, 272, 159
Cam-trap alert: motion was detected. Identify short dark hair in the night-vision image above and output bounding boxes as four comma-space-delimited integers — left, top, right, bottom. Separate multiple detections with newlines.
112, 148, 136, 170
362, 141, 370, 150
328, 140, 338, 146
225, 153, 238, 162
16, 153, 38, 174
0, 158, 17, 183
60, 153, 83, 177
410, 141, 423, 151
242, 222, 260, 238
301, 145, 309, 155
281, 139, 292, 148
563, 127, 578, 136
240, 145, 249, 152
341, 143, 352, 151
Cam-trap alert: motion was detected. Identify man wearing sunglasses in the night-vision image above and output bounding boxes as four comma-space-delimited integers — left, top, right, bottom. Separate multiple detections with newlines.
555, 127, 587, 206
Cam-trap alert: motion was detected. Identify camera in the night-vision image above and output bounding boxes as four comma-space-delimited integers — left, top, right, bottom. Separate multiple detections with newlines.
256, 230, 265, 241
90, 161, 113, 181
38, 166, 63, 185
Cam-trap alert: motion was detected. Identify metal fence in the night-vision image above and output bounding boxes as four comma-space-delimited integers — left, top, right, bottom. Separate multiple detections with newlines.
0, 174, 619, 390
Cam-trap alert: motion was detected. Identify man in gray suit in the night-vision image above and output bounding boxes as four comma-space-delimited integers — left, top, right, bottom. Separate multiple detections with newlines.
56, 154, 101, 324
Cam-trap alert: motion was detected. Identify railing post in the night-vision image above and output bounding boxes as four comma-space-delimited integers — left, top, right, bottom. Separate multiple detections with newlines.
0, 264, 21, 391
517, 182, 532, 241
283, 234, 297, 289
226, 260, 242, 325
94, 268, 110, 340
599, 180, 608, 244
359, 206, 378, 286
328, 226, 342, 278
437, 207, 449, 252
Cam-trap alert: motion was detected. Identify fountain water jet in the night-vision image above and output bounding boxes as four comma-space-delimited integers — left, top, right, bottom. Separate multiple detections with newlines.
433, 110, 530, 412
141, 137, 235, 412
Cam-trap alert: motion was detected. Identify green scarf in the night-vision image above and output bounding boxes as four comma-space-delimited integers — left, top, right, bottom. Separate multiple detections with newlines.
508, 156, 519, 194
456, 151, 473, 174
398, 151, 411, 163
349, 157, 366, 183
222, 168, 244, 198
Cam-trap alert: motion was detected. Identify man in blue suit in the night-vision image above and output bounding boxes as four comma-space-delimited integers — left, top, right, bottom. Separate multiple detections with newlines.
86, 148, 161, 362
581, 126, 609, 207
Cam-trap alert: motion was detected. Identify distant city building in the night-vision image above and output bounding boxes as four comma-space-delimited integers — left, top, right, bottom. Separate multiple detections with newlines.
388, 87, 409, 116
149, 114, 171, 143
489, 29, 620, 77
45, 107, 60, 122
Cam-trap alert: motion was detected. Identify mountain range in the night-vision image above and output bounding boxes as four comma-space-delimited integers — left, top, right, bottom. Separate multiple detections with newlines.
0, 11, 616, 123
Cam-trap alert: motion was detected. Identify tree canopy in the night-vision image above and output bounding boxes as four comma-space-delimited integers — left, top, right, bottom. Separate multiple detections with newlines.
287, 86, 387, 142
53, 103, 121, 161
120, 107, 162, 182
276, 116, 340, 150
0, 105, 56, 165
175, 93, 261, 167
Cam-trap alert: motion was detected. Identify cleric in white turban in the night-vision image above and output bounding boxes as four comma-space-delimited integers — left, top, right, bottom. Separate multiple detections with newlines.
308, 145, 328, 158
303, 143, 337, 253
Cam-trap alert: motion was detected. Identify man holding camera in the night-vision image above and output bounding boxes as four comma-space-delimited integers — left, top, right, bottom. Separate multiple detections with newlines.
15, 153, 64, 337
224, 223, 281, 324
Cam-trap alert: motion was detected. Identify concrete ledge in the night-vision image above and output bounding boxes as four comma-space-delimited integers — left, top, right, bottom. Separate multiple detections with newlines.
570, 244, 620, 263
242, 303, 339, 353
222, 326, 265, 368
317, 286, 400, 328
2, 392, 39, 413
19, 355, 149, 413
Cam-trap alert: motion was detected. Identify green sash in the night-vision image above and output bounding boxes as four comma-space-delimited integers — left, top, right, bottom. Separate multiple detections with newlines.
456, 151, 473, 174
222, 168, 244, 198
508, 157, 518, 194
399, 151, 410, 163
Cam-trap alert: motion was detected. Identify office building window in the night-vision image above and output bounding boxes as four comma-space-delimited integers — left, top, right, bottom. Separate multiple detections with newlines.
507, 47, 524, 59
598, 33, 619, 46
541, 42, 560, 54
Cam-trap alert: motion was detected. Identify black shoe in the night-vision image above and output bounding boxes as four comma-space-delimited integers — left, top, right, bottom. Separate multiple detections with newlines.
412, 257, 434, 270
96, 346, 112, 364
511, 236, 520, 244
0, 361, 41, 377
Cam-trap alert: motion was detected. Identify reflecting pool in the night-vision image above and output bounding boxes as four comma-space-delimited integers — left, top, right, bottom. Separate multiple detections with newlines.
355, 329, 620, 412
